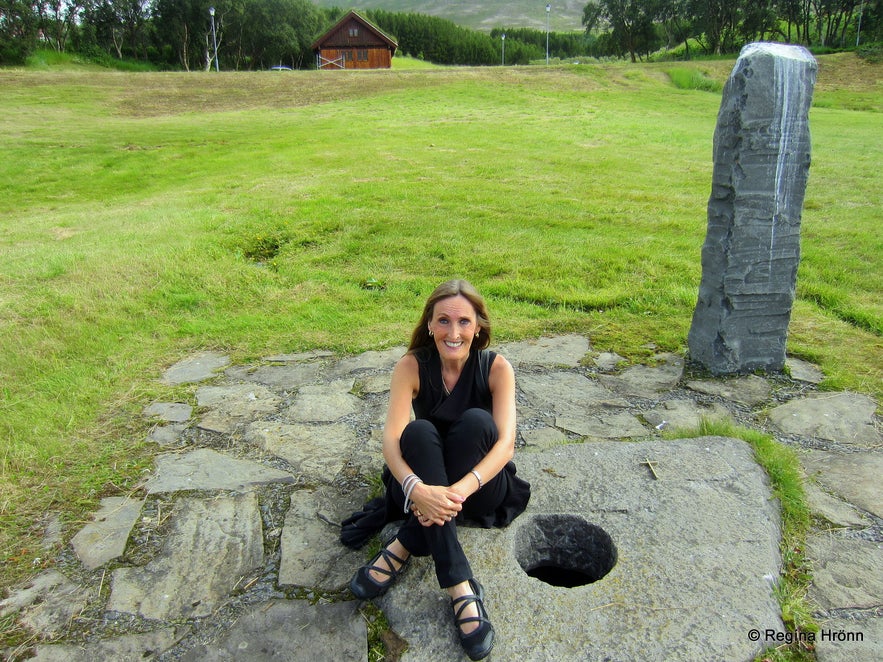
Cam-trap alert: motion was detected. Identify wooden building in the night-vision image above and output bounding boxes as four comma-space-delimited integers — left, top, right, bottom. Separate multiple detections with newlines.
312, 11, 397, 70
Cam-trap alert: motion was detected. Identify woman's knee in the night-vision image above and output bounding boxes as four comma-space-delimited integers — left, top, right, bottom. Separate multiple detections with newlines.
400, 419, 442, 456
457, 408, 497, 441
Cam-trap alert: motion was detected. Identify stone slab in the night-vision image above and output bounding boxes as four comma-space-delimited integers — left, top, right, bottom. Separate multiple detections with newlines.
71, 496, 145, 570
597, 353, 684, 399
180, 600, 366, 662
521, 426, 568, 450
328, 346, 406, 377
518, 371, 622, 416
686, 375, 772, 407
263, 350, 334, 362
357, 372, 392, 395
803, 481, 868, 529
107, 494, 263, 620
143, 402, 192, 423
0, 569, 84, 618
245, 421, 356, 484
800, 450, 883, 518
285, 380, 361, 423
380, 437, 784, 661
813, 615, 883, 662
147, 423, 186, 446
498, 334, 590, 368
145, 448, 295, 494
786, 357, 824, 384
278, 487, 367, 590
161, 352, 230, 385
593, 351, 627, 371
196, 383, 281, 434
767, 392, 881, 446
555, 411, 648, 439
224, 362, 322, 391
24, 627, 188, 661
15, 570, 90, 639
642, 398, 733, 432
805, 534, 883, 610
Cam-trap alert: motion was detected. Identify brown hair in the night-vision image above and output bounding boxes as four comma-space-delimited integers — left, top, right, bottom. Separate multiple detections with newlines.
408, 279, 491, 352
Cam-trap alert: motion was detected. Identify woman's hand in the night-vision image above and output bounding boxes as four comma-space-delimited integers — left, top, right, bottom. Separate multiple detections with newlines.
410, 483, 464, 527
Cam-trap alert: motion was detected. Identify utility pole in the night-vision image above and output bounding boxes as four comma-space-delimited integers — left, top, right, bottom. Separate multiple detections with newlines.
545, 4, 551, 64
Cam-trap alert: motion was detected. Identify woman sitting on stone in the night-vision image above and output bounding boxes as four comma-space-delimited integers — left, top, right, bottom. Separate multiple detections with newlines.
349, 279, 530, 661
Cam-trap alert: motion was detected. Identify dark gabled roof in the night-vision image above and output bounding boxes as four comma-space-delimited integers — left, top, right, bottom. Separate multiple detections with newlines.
310, 10, 398, 51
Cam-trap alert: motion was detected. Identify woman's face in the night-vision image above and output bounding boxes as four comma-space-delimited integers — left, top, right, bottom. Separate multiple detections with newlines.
428, 295, 479, 364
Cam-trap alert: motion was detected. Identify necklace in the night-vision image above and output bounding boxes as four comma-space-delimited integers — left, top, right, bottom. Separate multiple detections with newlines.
441, 366, 452, 396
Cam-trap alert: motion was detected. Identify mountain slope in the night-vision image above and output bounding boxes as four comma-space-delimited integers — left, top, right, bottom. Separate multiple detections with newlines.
311, 1, 587, 32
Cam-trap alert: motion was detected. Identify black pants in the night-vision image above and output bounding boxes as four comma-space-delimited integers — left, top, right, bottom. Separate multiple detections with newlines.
388, 408, 507, 588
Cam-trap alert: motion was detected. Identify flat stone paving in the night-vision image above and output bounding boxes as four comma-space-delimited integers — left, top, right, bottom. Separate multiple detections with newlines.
1, 335, 880, 661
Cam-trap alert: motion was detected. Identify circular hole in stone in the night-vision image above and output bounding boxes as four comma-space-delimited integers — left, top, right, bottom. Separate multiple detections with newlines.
515, 514, 617, 588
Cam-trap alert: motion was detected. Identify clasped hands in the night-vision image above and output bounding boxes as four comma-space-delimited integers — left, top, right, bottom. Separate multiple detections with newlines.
410, 482, 464, 527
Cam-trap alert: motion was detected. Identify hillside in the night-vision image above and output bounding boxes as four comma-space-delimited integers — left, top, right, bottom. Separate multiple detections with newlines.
311, 0, 587, 32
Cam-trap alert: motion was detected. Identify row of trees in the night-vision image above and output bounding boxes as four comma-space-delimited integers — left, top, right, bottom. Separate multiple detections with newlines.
1, 0, 332, 68
582, 0, 883, 62
365, 10, 545, 65
1, 1, 881, 69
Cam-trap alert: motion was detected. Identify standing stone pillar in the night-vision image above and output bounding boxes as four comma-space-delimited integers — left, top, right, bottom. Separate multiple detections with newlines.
688, 43, 817, 374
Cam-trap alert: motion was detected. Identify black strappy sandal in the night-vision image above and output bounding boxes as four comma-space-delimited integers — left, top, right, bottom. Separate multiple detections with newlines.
451, 579, 495, 661
349, 545, 410, 599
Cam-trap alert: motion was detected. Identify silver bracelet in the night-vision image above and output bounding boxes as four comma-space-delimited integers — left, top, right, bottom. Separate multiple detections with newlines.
402, 474, 423, 513
470, 469, 483, 489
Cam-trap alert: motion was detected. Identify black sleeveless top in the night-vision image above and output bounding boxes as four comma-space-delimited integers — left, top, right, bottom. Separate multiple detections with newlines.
410, 345, 531, 528
412, 346, 495, 437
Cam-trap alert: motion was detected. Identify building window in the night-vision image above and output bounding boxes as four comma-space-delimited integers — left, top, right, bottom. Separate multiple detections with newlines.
357, 50, 368, 61
349, 28, 359, 37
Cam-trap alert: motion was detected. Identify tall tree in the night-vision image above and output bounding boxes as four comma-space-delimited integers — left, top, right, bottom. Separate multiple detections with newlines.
583, 0, 662, 62
688, 0, 741, 54
82, 0, 151, 59
0, 0, 40, 63
36, 0, 89, 52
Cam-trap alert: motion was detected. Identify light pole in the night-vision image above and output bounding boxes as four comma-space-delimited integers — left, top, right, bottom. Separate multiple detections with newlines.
856, 0, 865, 47
501, 33, 505, 66
545, 4, 551, 65
209, 6, 219, 72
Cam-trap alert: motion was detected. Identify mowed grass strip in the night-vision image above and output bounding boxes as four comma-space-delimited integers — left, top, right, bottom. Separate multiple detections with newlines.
0, 57, 880, 588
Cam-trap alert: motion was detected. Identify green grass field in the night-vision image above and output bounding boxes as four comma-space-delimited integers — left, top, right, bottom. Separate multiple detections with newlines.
0, 54, 880, 590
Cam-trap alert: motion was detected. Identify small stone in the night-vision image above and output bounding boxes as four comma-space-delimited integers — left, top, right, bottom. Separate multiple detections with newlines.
71, 496, 145, 569
785, 356, 824, 384
161, 352, 230, 385
143, 402, 192, 423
